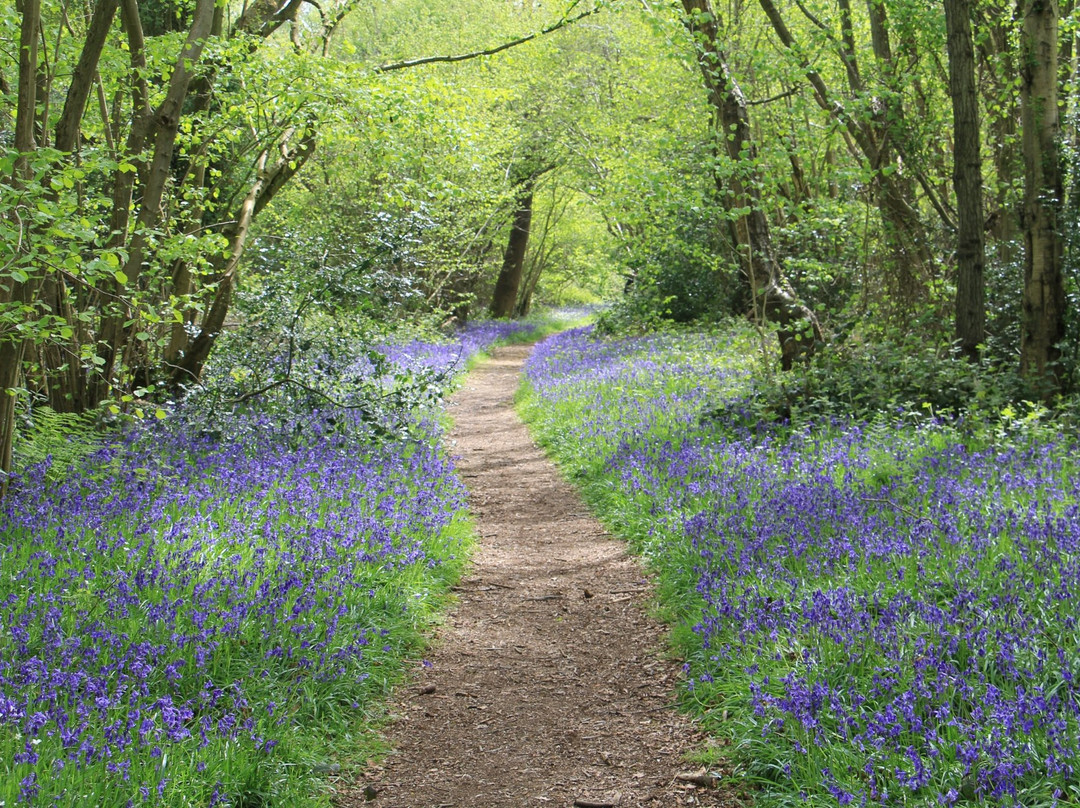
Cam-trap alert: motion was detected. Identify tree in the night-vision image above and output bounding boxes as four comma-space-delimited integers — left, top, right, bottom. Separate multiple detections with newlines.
755, 0, 943, 309
490, 176, 540, 318
1018, 0, 1065, 394
944, 0, 986, 359
0, 0, 43, 492
680, 0, 823, 369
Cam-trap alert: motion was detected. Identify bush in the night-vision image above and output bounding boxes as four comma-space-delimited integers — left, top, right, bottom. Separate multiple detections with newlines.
742, 335, 1032, 425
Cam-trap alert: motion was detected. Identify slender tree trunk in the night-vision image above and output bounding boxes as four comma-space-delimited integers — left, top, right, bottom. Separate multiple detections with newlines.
516, 249, 543, 317
682, 0, 823, 369
1019, 0, 1066, 394
170, 128, 316, 387
39, 276, 86, 412
944, 0, 986, 358
515, 184, 564, 317
37, 0, 121, 412
169, 156, 268, 388
0, 0, 42, 493
978, 9, 1022, 274
93, 0, 216, 402
758, 0, 936, 307
517, 269, 539, 317
865, 0, 936, 303
54, 0, 119, 153
490, 180, 536, 319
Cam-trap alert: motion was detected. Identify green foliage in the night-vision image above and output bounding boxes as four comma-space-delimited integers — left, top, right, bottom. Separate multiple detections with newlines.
184, 304, 448, 448
622, 212, 737, 325
11, 406, 99, 480
727, 322, 1080, 442
742, 334, 1023, 424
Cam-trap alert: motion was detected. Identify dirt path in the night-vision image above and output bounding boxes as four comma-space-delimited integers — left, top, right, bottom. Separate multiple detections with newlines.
340, 344, 738, 808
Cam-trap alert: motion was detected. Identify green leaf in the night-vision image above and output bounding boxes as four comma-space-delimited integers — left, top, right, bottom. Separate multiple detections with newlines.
114, 270, 129, 285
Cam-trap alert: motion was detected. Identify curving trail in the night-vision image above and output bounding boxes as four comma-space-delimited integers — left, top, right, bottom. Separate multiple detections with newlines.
340, 343, 739, 808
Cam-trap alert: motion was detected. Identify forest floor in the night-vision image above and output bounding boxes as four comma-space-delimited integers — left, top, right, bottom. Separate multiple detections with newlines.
336, 343, 745, 808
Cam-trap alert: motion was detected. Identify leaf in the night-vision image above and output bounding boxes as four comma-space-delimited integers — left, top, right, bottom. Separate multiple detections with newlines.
114, 270, 129, 285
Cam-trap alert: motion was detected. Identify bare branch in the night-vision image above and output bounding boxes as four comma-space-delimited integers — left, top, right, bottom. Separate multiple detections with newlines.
747, 86, 799, 106
375, 4, 601, 73
792, 0, 829, 31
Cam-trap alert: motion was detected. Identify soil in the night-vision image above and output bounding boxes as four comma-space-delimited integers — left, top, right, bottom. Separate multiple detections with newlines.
336, 343, 744, 808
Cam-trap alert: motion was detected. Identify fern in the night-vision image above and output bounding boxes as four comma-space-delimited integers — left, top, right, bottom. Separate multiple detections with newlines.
13, 406, 100, 481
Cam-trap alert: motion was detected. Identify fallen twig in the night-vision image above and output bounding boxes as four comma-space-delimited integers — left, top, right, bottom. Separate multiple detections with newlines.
675, 769, 718, 788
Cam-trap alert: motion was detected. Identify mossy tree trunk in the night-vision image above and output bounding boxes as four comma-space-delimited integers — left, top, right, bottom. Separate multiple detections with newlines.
681, 0, 823, 370
1018, 0, 1066, 395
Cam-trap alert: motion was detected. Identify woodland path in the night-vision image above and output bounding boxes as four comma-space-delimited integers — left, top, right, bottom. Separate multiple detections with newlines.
339, 343, 740, 808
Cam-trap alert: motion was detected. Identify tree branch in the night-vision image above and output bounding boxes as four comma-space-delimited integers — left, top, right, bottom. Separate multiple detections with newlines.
54, 0, 118, 152
792, 0, 829, 32
747, 86, 799, 106
375, 3, 602, 72
912, 167, 958, 231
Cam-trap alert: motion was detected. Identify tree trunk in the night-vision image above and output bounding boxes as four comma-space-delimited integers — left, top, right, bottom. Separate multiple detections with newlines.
490, 181, 536, 319
0, 0, 42, 494
39, 275, 86, 412
54, 0, 120, 153
515, 185, 563, 317
170, 128, 316, 387
169, 157, 268, 388
975, 7, 1022, 285
757, 0, 936, 307
93, 0, 216, 403
36, 0, 122, 412
944, 0, 986, 359
682, 0, 823, 370
1018, 0, 1066, 394
865, 0, 937, 303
